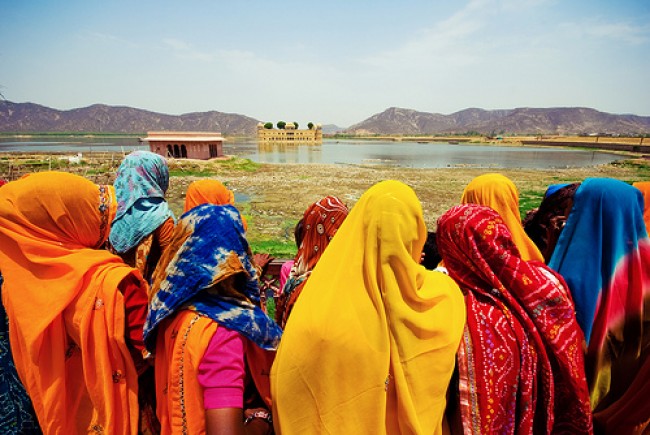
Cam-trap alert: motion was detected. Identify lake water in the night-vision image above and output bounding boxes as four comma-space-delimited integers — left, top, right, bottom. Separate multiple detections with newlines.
0, 137, 624, 169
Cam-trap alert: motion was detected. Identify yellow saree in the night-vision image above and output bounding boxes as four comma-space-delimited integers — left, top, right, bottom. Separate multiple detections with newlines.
271, 180, 465, 434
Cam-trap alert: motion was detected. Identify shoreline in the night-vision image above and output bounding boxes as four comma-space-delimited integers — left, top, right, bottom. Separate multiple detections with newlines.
1, 152, 649, 255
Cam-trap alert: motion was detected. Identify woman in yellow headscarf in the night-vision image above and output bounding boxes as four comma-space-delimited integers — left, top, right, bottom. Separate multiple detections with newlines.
461, 173, 544, 262
271, 180, 465, 434
0, 172, 149, 435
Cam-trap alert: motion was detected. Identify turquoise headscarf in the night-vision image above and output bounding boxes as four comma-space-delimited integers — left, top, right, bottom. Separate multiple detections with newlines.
109, 150, 174, 253
143, 203, 281, 352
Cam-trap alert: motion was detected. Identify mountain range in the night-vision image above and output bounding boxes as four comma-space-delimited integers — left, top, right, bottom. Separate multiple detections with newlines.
1, 101, 649, 136
346, 107, 650, 135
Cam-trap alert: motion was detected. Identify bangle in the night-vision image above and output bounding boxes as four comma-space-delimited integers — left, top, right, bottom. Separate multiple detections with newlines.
244, 410, 272, 425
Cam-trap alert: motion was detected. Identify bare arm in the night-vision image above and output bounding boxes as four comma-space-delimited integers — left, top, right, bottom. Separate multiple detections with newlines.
206, 408, 244, 435
205, 407, 272, 435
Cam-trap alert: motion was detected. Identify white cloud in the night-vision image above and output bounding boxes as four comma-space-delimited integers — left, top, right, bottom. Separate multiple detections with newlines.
162, 38, 216, 62
88, 32, 139, 48
582, 21, 650, 44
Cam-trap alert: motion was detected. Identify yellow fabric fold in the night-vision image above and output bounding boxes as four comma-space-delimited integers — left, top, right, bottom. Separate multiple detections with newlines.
0, 172, 142, 434
271, 180, 465, 434
461, 173, 544, 262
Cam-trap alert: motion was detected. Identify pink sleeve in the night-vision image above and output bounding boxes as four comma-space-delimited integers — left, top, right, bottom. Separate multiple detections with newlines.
278, 260, 294, 294
198, 326, 246, 409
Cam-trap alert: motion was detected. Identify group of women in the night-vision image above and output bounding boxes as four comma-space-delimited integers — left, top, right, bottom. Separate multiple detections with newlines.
0, 151, 649, 434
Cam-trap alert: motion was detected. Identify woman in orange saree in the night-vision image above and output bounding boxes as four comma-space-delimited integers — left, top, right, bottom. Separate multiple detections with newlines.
0, 172, 148, 435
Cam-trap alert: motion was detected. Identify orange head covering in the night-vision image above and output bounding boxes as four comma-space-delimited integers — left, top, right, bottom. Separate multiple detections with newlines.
184, 179, 235, 212
184, 179, 248, 230
461, 173, 544, 262
0, 171, 144, 434
633, 181, 650, 235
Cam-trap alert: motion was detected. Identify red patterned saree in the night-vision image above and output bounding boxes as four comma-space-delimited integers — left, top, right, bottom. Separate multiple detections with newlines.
437, 204, 592, 434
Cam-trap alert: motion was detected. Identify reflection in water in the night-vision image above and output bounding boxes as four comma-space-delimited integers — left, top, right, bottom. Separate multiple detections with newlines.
239, 140, 622, 169
0, 137, 623, 169
256, 142, 322, 164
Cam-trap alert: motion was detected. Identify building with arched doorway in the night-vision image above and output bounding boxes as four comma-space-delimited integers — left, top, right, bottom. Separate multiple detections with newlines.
141, 131, 225, 160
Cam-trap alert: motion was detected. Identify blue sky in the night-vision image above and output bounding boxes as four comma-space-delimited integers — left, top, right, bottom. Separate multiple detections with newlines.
1, 0, 649, 127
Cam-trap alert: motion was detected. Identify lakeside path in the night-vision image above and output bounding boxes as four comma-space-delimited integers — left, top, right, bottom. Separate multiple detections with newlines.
2, 152, 649, 254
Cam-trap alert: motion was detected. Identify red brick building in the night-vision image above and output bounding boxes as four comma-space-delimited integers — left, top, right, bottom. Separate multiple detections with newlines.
141, 131, 225, 160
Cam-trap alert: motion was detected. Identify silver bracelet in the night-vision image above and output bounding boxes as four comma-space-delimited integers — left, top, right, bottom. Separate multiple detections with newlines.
244, 410, 272, 425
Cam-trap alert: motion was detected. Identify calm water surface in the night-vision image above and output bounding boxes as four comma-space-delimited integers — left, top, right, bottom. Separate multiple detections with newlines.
0, 137, 623, 169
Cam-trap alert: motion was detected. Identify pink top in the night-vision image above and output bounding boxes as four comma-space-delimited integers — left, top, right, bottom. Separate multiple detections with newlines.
198, 326, 246, 409
278, 260, 294, 295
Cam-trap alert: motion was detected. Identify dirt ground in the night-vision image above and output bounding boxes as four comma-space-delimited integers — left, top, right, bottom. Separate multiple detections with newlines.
2, 152, 648, 245
163, 159, 648, 244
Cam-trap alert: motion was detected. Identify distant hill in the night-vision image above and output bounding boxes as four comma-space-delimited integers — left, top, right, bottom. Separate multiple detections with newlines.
2, 101, 649, 136
321, 124, 346, 134
0, 101, 260, 136
345, 107, 650, 135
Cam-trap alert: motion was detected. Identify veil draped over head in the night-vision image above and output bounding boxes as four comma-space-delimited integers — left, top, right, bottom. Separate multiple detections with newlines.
110, 150, 174, 253
0, 172, 144, 434
548, 178, 650, 430
461, 173, 544, 262
272, 180, 465, 434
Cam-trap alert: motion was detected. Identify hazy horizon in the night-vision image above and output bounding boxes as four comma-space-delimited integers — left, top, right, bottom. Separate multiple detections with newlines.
2, 0, 649, 128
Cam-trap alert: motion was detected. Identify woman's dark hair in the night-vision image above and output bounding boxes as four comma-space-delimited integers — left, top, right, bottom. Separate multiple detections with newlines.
524, 183, 580, 262
421, 231, 442, 270
294, 218, 305, 248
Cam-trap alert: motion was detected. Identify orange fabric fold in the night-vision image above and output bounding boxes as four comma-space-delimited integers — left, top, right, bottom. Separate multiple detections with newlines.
184, 179, 247, 229
633, 181, 650, 235
155, 311, 218, 435
0, 172, 145, 434
184, 179, 235, 212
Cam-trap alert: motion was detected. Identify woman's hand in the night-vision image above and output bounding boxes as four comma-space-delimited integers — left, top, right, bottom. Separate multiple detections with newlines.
244, 407, 273, 435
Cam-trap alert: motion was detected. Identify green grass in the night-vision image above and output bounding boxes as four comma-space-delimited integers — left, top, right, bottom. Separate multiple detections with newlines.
167, 157, 260, 177
612, 159, 650, 179
250, 240, 297, 259
169, 168, 217, 177
217, 157, 260, 172
265, 298, 276, 320
519, 189, 546, 219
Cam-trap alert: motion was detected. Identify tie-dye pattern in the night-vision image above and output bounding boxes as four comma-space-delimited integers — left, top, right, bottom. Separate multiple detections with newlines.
549, 178, 650, 345
548, 178, 650, 424
109, 151, 175, 253
143, 204, 281, 352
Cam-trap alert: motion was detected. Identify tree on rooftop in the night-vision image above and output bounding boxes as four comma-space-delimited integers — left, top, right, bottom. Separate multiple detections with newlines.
293, 122, 299, 129
277, 121, 286, 129
264, 122, 273, 129
308, 122, 314, 130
